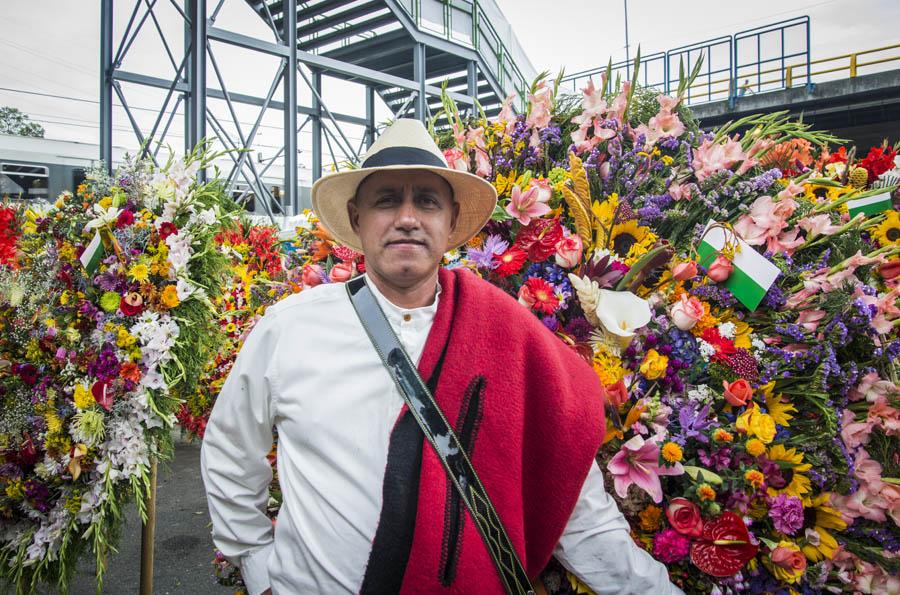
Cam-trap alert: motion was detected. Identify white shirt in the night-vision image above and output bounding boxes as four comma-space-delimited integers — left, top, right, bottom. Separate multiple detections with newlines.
200, 276, 681, 595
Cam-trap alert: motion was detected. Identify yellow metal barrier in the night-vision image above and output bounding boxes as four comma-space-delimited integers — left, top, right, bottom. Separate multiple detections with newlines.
784, 43, 900, 87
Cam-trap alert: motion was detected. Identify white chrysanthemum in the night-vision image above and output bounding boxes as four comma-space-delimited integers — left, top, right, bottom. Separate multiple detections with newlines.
718, 321, 737, 339
687, 384, 714, 403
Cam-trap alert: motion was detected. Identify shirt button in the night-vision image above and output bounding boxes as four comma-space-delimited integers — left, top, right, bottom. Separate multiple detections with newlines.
403, 314, 412, 322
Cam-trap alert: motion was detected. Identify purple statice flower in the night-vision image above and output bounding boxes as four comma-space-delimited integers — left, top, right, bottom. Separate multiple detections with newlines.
467, 234, 508, 270
539, 125, 561, 145
542, 316, 559, 332
768, 494, 804, 535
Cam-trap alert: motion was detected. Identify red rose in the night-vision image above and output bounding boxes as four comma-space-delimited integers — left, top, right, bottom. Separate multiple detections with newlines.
666, 497, 704, 538
119, 292, 144, 316
604, 379, 630, 409
723, 379, 753, 407
158, 222, 178, 241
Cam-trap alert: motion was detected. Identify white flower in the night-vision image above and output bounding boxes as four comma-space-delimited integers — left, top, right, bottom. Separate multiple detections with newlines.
697, 338, 716, 360
718, 321, 736, 339
687, 384, 713, 403
197, 207, 218, 226
568, 274, 601, 326
594, 289, 652, 339
83, 204, 121, 231
165, 232, 193, 274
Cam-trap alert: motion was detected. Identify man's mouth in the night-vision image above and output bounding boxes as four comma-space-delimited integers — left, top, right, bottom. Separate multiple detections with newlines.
386, 239, 426, 247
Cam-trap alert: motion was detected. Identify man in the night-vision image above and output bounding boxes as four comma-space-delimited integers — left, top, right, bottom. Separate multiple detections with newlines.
201, 119, 681, 594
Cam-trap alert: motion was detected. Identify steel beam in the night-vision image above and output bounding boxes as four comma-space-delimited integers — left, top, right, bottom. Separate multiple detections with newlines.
187, 0, 207, 181
365, 85, 375, 148
100, 0, 113, 170
311, 69, 322, 182
413, 43, 427, 120
283, 0, 298, 214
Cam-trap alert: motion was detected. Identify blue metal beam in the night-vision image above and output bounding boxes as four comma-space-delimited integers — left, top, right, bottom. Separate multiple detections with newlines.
283, 0, 298, 213
100, 0, 113, 170
187, 0, 207, 180
311, 69, 322, 182
413, 43, 426, 120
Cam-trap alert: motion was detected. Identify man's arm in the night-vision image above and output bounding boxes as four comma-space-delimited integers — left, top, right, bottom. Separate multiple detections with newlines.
200, 313, 280, 595
554, 461, 684, 595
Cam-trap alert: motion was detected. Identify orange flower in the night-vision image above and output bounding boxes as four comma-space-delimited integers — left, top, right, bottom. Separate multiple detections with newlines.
639, 505, 662, 532
697, 484, 717, 501
745, 469, 765, 489
119, 361, 142, 383
160, 285, 180, 309
714, 428, 734, 442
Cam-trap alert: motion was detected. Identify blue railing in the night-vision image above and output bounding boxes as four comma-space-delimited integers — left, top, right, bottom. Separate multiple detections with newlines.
561, 16, 811, 107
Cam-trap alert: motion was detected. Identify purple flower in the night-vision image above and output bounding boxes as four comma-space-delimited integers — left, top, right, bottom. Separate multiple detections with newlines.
467, 234, 508, 270
675, 400, 714, 444
767, 494, 804, 535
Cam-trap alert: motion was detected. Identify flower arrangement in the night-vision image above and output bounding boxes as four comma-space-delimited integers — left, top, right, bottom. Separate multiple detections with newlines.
0, 150, 232, 592
434, 65, 899, 593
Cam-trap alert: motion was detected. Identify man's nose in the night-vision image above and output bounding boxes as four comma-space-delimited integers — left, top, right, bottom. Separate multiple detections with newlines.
394, 197, 420, 229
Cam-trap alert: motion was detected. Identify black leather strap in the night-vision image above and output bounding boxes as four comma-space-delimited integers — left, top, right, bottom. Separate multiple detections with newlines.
346, 275, 534, 595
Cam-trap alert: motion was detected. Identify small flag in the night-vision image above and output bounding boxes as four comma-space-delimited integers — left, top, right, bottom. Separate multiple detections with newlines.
79, 231, 105, 276
846, 191, 893, 218
698, 220, 781, 312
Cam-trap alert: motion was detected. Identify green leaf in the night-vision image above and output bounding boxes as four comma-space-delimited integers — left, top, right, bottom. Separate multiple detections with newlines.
683, 465, 724, 485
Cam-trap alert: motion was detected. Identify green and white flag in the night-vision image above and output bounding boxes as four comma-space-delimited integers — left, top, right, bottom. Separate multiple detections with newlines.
79, 231, 105, 276
697, 220, 781, 312
846, 191, 893, 218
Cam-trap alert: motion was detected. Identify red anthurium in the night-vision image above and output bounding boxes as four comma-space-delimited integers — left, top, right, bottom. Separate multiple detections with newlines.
91, 381, 114, 411
690, 512, 758, 577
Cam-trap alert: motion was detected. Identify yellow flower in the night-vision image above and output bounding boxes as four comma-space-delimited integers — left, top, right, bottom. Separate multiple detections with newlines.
5, 479, 25, 500
767, 444, 812, 498
639, 505, 663, 532
745, 438, 766, 457
732, 319, 753, 349
872, 210, 900, 248
662, 442, 683, 463
661, 155, 674, 166
761, 382, 797, 427
803, 182, 850, 203
224, 322, 237, 334
697, 484, 717, 501
608, 219, 658, 265
160, 285, 180, 308
736, 403, 776, 443
116, 327, 136, 348
99, 195, 113, 208
592, 350, 626, 385
744, 469, 765, 488
73, 383, 96, 409
128, 263, 150, 283
801, 493, 847, 562
639, 349, 669, 380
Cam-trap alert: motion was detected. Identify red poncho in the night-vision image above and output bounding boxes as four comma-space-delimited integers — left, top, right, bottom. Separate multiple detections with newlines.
389, 267, 605, 593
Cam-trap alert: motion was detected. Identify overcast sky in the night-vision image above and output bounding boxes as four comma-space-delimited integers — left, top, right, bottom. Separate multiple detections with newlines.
1, 0, 897, 175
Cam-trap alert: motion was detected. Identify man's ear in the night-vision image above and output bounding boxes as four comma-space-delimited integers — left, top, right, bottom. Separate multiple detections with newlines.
347, 198, 360, 233
450, 200, 461, 234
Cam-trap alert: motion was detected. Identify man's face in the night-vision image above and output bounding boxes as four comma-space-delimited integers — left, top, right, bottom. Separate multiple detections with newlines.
348, 170, 459, 289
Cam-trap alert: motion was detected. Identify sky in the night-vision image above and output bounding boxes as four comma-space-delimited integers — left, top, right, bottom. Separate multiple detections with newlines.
1, 0, 897, 179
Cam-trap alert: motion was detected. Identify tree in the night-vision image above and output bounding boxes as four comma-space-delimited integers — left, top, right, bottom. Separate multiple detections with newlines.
0, 106, 45, 138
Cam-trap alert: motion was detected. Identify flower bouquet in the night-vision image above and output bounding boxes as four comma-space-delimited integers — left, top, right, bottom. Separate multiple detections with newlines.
0, 150, 232, 592
434, 63, 899, 593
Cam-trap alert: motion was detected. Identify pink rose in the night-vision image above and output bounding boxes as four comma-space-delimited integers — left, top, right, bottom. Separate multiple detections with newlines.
797, 309, 826, 332
723, 378, 753, 407
554, 232, 583, 269
672, 261, 698, 281
301, 264, 324, 288
670, 294, 704, 330
666, 497, 704, 538
330, 262, 354, 282
770, 545, 807, 574
604, 379, 629, 409
707, 255, 734, 282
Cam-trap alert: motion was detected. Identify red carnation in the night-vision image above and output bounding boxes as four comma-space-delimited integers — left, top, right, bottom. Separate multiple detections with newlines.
158, 221, 178, 241
493, 247, 527, 277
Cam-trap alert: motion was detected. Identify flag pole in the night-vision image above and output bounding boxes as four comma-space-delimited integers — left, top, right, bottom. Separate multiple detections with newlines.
139, 459, 158, 595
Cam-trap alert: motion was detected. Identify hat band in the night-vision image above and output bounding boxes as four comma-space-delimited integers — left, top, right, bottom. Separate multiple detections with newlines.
361, 146, 446, 169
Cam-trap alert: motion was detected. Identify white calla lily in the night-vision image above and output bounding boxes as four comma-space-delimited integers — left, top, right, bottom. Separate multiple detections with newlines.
595, 289, 652, 349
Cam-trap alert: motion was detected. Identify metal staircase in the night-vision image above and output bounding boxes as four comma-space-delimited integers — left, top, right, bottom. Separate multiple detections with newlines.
245, 0, 534, 119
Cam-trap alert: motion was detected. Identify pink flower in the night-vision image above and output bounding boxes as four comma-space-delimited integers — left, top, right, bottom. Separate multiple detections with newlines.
506, 183, 551, 225
672, 261, 698, 281
796, 309, 826, 332
606, 81, 631, 123
840, 409, 875, 449
526, 82, 553, 129
670, 294, 704, 330
707, 255, 734, 282
653, 528, 691, 563
443, 148, 468, 172
474, 148, 492, 178
768, 227, 805, 256
723, 378, 753, 407
330, 262, 354, 282
465, 126, 486, 150
301, 264, 324, 288
607, 435, 683, 503
777, 180, 806, 201
666, 497, 704, 537
798, 214, 843, 237
497, 94, 517, 133
604, 379, 630, 409
554, 231, 583, 269
668, 181, 692, 201
691, 136, 749, 181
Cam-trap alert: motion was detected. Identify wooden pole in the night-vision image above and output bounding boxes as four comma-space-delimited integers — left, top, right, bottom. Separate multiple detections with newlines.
140, 459, 158, 595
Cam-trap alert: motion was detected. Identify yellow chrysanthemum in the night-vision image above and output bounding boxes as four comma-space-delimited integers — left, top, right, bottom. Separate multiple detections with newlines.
872, 210, 900, 248
801, 493, 847, 562
128, 263, 150, 283
745, 438, 766, 457
639, 504, 663, 532
714, 428, 734, 443
73, 383, 95, 410
592, 350, 626, 386
697, 484, 717, 501
744, 469, 765, 488
767, 444, 812, 498
160, 285, 180, 309
662, 442, 683, 463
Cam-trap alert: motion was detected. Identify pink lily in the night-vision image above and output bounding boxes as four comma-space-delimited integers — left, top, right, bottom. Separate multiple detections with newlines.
506, 182, 551, 225
607, 435, 683, 503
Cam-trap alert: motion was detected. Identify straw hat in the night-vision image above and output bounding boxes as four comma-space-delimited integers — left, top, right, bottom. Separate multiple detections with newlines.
311, 118, 498, 252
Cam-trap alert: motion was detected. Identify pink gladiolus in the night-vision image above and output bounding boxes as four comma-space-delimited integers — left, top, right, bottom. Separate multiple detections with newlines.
443, 148, 468, 171
497, 94, 517, 133
526, 82, 553, 129
668, 181, 692, 201
606, 435, 683, 503
691, 136, 750, 181
798, 214, 843, 237
474, 148, 492, 178
505, 183, 551, 225
466, 126, 486, 150
606, 81, 631, 123
796, 309, 826, 332
777, 180, 806, 201
840, 409, 875, 449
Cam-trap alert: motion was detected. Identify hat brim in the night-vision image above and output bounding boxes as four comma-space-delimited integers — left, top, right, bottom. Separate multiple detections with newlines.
311, 164, 498, 253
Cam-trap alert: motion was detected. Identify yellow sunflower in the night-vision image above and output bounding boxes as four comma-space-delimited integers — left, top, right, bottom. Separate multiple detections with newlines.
766, 444, 812, 498
760, 382, 797, 427
803, 182, 851, 203
801, 493, 846, 562
872, 210, 900, 248
608, 219, 657, 264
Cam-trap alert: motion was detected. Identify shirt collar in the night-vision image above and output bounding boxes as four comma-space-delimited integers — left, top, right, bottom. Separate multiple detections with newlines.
364, 273, 441, 330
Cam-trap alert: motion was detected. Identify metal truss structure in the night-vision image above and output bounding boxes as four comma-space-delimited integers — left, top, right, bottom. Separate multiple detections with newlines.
99, 0, 533, 219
